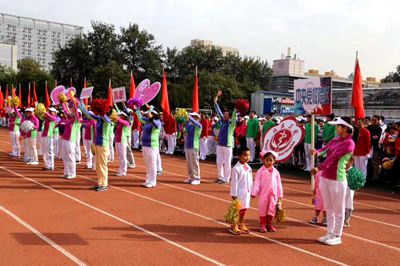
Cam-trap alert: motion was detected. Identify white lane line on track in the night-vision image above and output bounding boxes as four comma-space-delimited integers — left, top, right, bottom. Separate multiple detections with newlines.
69, 172, 348, 265
0, 204, 87, 266
0, 166, 225, 266
158, 159, 400, 222
129, 164, 400, 252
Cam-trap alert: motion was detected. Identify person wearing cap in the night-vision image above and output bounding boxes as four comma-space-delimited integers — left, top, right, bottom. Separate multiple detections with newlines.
41, 107, 59, 170
22, 107, 40, 165
107, 114, 116, 163
311, 117, 356, 246
61, 100, 82, 179
74, 109, 83, 163
162, 112, 177, 155
136, 105, 162, 188
82, 113, 96, 170
114, 111, 132, 176
183, 112, 202, 185
214, 94, 237, 184
123, 106, 136, 169
261, 112, 275, 152
8, 107, 22, 158
208, 116, 219, 155
246, 111, 259, 162
199, 113, 210, 160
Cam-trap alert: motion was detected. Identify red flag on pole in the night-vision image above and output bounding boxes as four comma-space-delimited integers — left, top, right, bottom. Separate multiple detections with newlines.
83, 77, 89, 106
5, 85, 9, 107
44, 80, 51, 108
160, 70, 171, 116
33, 81, 38, 107
129, 71, 136, 99
27, 83, 31, 108
18, 84, 22, 108
0, 86, 4, 109
192, 67, 199, 113
11, 84, 16, 98
106, 79, 113, 107
351, 53, 365, 119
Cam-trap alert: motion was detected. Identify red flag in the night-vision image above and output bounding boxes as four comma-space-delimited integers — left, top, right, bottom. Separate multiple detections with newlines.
27, 83, 31, 108
106, 79, 113, 107
33, 81, 38, 107
18, 84, 22, 108
83, 77, 89, 105
161, 71, 171, 116
192, 67, 199, 113
11, 84, 16, 98
5, 85, 9, 107
129, 71, 136, 99
0, 86, 4, 109
351, 55, 365, 119
44, 80, 51, 108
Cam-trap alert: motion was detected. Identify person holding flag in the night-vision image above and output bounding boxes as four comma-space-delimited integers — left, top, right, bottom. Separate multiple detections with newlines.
214, 92, 237, 184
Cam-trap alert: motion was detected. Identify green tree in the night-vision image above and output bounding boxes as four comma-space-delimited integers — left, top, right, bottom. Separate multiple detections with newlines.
381, 65, 400, 83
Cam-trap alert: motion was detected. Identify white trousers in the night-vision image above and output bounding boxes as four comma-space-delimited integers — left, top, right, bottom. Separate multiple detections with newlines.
75, 131, 82, 162
53, 135, 59, 159
345, 186, 355, 210
354, 156, 368, 178
42, 137, 54, 169
186, 148, 200, 180
28, 137, 38, 163
132, 130, 140, 148
9, 131, 20, 157
207, 136, 216, 155
23, 138, 30, 161
304, 143, 312, 171
38, 131, 43, 156
200, 137, 208, 160
116, 142, 128, 175
319, 177, 347, 237
166, 133, 176, 154
83, 139, 94, 168
61, 139, 76, 177
58, 136, 63, 159
246, 137, 256, 162
216, 145, 233, 182
156, 150, 162, 172
108, 134, 115, 161
142, 147, 158, 186
82, 128, 87, 157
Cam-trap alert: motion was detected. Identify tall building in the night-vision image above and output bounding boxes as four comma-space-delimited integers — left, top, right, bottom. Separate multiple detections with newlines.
190, 39, 239, 56
0, 43, 17, 71
0, 13, 83, 70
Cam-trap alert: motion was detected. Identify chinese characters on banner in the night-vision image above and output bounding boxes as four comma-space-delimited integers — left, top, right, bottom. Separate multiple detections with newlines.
294, 77, 332, 115
112, 87, 126, 103
80, 87, 94, 99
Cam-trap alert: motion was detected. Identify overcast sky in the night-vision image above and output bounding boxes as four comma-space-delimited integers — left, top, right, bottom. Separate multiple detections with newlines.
2, 0, 400, 79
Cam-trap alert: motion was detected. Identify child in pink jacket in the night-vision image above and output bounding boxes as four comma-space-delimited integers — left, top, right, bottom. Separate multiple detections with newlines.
252, 150, 283, 232
310, 171, 327, 225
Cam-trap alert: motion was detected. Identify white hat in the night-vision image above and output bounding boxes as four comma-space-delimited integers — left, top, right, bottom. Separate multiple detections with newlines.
144, 109, 158, 115
244, 115, 249, 120
125, 108, 133, 114
328, 117, 353, 130
260, 149, 279, 160
77, 109, 82, 114
25, 107, 34, 112
117, 111, 128, 117
188, 112, 200, 118
213, 117, 219, 121
49, 107, 58, 113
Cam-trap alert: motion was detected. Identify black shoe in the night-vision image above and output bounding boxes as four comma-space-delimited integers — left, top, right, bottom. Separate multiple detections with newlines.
96, 186, 108, 192
214, 179, 222, 183
157, 171, 163, 176
90, 186, 99, 190
217, 180, 228, 184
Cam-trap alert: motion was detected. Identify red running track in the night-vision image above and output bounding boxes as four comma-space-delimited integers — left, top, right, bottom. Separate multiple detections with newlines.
0, 128, 399, 265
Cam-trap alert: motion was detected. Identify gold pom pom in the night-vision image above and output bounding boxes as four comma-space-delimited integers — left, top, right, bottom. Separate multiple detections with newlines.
69, 90, 75, 98
109, 109, 118, 122
274, 199, 286, 224
10, 97, 20, 108
34, 103, 46, 118
175, 108, 189, 124
59, 94, 67, 103
224, 199, 241, 225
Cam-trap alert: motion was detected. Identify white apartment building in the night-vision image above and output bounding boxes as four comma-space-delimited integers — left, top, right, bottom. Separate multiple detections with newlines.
0, 43, 17, 71
0, 13, 83, 70
190, 39, 239, 56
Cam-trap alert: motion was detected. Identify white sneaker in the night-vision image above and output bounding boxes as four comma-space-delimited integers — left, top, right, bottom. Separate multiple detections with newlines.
184, 178, 193, 183
190, 179, 201, 185
65, 176, 76, 180
128, 164, 136, 169
324, 236, 342, 246
141, 183, 155, 188
318, 233, 333, 243
115, 173, 123, 176
29, 161, 39, 165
